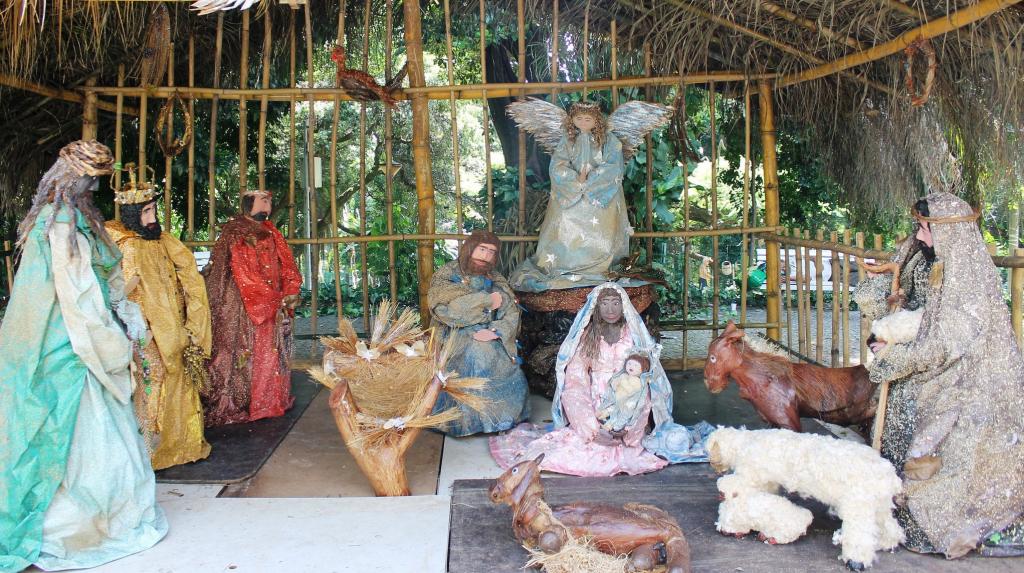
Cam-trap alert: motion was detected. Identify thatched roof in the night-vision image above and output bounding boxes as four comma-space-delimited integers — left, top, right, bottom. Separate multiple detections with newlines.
2, 0, 1023, 228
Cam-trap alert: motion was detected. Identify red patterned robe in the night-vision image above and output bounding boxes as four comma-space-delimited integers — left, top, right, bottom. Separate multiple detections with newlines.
202, 216, 302, 426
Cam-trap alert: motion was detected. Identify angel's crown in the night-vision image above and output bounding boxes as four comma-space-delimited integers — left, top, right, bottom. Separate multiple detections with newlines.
113, 163, 160, 206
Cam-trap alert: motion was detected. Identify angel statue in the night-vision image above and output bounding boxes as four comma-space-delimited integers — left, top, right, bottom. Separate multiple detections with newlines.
508, 98, 672, 293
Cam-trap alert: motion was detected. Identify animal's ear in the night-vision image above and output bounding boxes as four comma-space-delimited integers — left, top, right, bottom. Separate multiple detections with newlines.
532, 453, 545, 465
724, 321, 745, 342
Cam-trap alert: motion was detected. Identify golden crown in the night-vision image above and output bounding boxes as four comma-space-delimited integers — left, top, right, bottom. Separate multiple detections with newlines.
113, 163, 160, 206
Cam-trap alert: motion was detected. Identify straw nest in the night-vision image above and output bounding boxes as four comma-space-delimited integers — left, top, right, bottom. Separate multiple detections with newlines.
524, 536, 634, 573
309, 299, 492, 449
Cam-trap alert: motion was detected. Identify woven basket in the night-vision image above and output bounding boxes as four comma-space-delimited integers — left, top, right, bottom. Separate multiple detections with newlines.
516, 285, 653, 314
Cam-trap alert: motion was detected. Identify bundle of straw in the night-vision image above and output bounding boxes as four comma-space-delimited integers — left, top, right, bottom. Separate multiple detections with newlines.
310, 299, 492, 450
524, 537, 631, 573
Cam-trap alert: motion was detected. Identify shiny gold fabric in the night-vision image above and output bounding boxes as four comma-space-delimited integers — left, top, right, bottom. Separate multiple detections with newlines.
106, 221, 212, 470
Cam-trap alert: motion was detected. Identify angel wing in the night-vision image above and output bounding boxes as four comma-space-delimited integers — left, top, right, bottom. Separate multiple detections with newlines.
608, 101, 674, 158
506, 98, 567, 155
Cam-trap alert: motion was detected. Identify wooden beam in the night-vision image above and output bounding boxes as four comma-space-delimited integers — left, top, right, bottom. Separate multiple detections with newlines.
760, 0, 865, 51
82, 77, 98, 139
780, 0, 1022, 88
0, 73, 134, 114
619, 0, 892, 94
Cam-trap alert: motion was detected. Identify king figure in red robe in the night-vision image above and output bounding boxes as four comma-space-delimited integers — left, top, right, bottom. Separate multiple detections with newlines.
202, 189, 302, 426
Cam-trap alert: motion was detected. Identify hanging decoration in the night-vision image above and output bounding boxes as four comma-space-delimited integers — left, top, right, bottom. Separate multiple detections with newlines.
154, 93, 193, 157
137, 4, 171, 87
903, 37, 936, 107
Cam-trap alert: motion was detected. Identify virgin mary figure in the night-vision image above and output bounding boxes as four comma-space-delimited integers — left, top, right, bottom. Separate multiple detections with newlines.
490, 283, 676, 476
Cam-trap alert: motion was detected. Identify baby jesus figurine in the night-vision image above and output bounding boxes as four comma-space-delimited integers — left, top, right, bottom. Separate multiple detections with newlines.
597, 353, 652, 433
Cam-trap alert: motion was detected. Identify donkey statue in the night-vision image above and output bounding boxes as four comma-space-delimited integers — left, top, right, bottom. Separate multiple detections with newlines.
489, 454, 692, 573
704, 321, 875, 432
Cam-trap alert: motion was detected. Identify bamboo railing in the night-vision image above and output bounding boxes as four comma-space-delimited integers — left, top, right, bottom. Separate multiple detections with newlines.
58, 4, 1024, 372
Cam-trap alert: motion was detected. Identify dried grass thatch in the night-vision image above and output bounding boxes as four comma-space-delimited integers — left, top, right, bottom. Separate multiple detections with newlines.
1, 0, 1023, 231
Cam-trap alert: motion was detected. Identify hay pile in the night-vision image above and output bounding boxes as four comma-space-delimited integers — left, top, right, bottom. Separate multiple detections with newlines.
524, 537, 634, 573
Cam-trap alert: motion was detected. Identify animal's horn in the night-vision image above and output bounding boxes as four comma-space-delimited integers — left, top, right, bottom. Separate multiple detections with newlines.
533, 453, 545, 465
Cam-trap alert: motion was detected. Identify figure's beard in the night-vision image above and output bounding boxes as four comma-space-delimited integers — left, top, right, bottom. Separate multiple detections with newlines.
920, 243, 935, 261
466, 257, 494, 275
139, 222, 162, 240
251, 211, 270, 222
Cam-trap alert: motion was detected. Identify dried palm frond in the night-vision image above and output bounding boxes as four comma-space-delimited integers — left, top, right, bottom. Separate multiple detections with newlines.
136, 3, 170, 87
367, 298, 423, 353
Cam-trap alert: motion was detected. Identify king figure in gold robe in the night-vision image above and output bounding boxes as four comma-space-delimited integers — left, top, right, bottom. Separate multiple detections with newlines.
105, 166, 212, 469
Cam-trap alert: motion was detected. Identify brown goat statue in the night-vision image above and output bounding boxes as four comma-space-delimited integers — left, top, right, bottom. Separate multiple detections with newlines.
489, 454, 692, 573
704, 322, 875, 432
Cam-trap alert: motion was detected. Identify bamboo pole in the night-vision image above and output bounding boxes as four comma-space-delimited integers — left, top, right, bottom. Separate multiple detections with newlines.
85, 72, 780, 101
208, 13, 225, 238
779, 0, 1023, 88
1012, 248, 1024, 348
114, 65, 124, 222
739, 82, 750, 324
178, 225, 785, 248
815, 229, 824, 363
359, 0, 371, 333
187, 37, 196, 240
288, 8, 297, 238
3, 241, 13, 293
709, 82, 719, 339
793, 228, 805, 354
82, 77, 98, 140
304, 2, 319, 336
610, 20, 618, 108
551, 0, 559, 103
329, 0, 346, 329
139, 92, 148, 186
582, 2, 590, 98
385, 0, 397, 300
480, 0, 493, 232
759, 81, 781, 341
163, 45, 175, 228
405, 0, 438, 324
841, 229, 852, 366
830, 231, 840, 366
239, 12, 250, 198
783, 230, 792, 349
516, 0, 526, 235
644, 43, 654, 263
803, 229, 812, 355
680, 83, 690, 363
444, 0, 463, 232
0, 73, 124, 113
856, 232, 868, 362
258, 10, 272, 191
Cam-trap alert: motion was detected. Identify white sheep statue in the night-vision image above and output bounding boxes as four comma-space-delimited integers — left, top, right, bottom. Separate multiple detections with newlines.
716, 473, 814, 544
708, 427, 904, 570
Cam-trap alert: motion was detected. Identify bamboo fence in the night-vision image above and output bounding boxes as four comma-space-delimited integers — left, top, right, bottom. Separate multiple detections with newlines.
55, 2, 1024, 370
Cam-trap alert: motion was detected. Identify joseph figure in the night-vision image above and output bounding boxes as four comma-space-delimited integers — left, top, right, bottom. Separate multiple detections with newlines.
428, 230, 530, 435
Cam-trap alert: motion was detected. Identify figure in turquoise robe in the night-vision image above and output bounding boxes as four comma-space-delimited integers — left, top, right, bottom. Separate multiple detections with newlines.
0, 205, 167, 572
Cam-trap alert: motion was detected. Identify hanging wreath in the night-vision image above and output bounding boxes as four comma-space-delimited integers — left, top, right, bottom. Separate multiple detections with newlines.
903, 38, 936, 107
154, 93, 193, 157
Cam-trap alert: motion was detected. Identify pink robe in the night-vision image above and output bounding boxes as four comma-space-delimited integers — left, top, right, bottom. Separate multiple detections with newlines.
490, 325, 668, 476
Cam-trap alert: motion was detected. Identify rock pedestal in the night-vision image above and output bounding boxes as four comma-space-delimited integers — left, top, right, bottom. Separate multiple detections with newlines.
516, 285, 660, 399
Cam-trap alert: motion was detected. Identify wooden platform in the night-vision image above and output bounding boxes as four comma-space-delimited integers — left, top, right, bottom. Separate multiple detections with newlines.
449, 462, 1021, 573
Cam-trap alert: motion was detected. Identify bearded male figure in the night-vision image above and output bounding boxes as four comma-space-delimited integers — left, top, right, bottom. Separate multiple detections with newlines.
203, 189, 302, 426
105, 169, 212, 469
428, 230, 530, 435
0, 141, 166, 572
